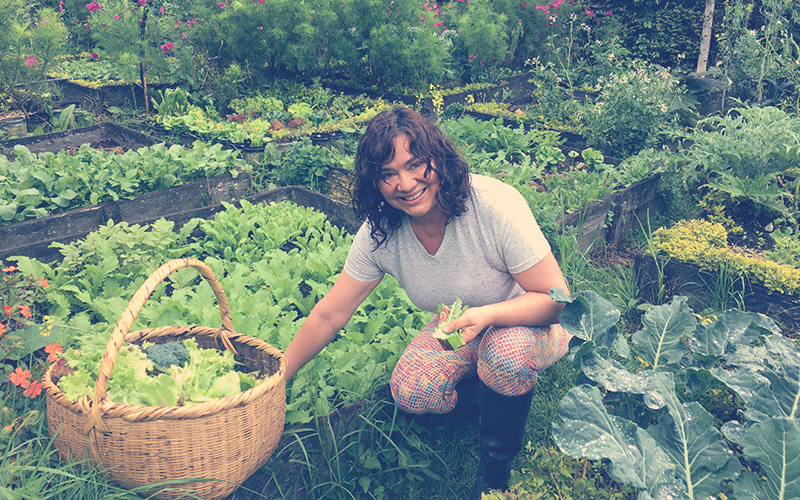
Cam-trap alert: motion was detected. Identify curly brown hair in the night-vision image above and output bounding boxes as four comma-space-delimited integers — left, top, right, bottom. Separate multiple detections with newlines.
352, 106, 472, 248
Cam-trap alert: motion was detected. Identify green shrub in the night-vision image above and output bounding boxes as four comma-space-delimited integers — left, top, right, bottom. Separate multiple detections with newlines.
651, 219, 800, 296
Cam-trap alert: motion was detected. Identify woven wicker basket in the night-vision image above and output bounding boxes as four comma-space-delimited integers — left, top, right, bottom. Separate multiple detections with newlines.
43, 258, 287, 500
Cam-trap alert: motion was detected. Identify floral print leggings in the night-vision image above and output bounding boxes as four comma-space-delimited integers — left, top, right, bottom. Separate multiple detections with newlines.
390, 315, 572, 414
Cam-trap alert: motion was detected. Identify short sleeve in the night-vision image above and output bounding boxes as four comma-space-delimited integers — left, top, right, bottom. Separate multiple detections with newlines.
479, 177, 551, 274
343, 222, 386, 282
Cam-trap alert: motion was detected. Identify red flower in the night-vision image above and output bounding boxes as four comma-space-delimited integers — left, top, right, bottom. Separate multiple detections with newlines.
39, 276, 49, 288
4, 305, 10, 316
0, 322, 6, 335
18, 305, 31, 319
46, 343, 63, 363
2, 266, 19, 273
9, 367, 31, 388
23, 380, 42, 398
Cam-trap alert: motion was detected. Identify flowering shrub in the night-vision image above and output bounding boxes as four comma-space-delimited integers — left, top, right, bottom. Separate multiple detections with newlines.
583, 60, 686, 157
82, 0, 199, 84
0, 263, 60, 461
0, 5, 69, 113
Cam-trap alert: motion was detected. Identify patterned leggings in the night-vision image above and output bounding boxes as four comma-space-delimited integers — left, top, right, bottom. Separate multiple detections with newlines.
390, 315, 572, 414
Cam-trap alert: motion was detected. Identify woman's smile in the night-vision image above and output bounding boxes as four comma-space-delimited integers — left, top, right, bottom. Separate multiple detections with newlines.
378, 135, 444, 223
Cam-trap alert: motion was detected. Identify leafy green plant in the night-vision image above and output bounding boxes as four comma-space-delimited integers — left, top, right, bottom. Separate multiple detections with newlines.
57, 337, 259, 406
8, 200, 427, 427
550, 287, 799, 500
0, 142, 248, 226
681, 106, 800, 235
270, 137, 333, 192
584, 60, 687, 158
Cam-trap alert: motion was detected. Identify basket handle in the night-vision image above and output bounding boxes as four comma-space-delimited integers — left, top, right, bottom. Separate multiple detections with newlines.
85, 258, 237, 437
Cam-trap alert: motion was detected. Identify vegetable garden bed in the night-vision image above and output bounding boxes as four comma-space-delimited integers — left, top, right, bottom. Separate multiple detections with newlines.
0, 121, 170, 157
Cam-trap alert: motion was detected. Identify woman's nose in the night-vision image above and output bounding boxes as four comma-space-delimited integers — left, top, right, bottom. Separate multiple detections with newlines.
396, 170, 416, 191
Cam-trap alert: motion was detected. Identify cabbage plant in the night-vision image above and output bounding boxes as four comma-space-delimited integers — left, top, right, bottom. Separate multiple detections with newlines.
549, 288, 800, 500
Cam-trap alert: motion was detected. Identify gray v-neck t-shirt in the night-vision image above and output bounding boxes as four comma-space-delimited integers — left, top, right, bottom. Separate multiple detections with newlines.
343, 174, 551, 312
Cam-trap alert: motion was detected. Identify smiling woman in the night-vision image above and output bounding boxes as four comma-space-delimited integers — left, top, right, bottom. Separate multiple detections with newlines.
283, 105, 572, 499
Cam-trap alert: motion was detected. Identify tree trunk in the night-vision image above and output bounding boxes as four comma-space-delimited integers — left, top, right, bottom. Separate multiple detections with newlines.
696, 0, 715, 73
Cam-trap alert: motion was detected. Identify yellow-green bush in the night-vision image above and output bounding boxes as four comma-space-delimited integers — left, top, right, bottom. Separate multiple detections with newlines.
651, 219, 800, 297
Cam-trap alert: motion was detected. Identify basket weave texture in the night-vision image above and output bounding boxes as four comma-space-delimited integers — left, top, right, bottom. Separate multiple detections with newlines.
43, 258, 287, 500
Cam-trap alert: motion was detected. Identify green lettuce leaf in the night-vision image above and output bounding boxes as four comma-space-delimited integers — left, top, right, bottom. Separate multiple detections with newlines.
432, 298, 469, 351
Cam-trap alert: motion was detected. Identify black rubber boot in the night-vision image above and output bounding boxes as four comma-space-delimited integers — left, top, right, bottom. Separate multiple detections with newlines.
472, 380, 534, 500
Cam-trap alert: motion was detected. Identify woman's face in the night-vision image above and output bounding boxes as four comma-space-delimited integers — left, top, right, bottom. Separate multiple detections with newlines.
377, 135, 441, 222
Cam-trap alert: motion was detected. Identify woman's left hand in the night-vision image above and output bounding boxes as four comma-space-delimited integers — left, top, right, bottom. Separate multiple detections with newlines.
439, 306, 493, 346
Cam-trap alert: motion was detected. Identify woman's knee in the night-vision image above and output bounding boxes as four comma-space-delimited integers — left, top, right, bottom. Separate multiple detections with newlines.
477, 325, 571, 396
390, 319, 478, 414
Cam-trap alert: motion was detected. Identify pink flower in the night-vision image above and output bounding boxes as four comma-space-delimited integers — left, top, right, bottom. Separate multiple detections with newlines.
160, 7, 165, 14
535, 3, 544, 10
568, 0, 573, 3
59, 0, 64, 12
606, 10, 612, 15
25, 56, 38, 66
90, 52, 98, 59
160, 41, 174, 53
85, 1, 100, 12
218, 2, 224, 7
113, 14, 119, 19
585, 9, 594, 17
182, 32, 187, 39
420, 14, 425, 20
138, 0, 146, 6
520, 1, 527, 9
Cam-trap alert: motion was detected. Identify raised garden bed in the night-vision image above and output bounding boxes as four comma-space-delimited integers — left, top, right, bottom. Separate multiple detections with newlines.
461, 110, 622, 164
58, 80, 172, 114
635, 252, 800, 333
0, 121, 171, 157
0, 184, 359, 265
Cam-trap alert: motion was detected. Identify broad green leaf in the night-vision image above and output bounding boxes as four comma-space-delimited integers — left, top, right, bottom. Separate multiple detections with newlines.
689, 309, 779, 358
553, 385, 686, 498
631, 297, 695, 371
648, 374, 739, 499
736, 418, 800, 500
0, 202, 18, 221
581, 350, 666, 410
714, 335, 800, 423
4, 324, 64, 360
552, 289, 620, 349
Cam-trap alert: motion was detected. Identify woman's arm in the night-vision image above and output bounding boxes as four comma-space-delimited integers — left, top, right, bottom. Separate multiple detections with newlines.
439, 252, 569, 344
283, 270, 383, 380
